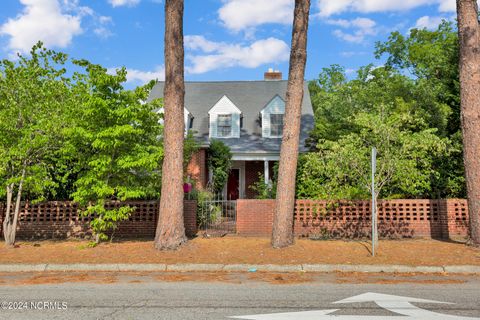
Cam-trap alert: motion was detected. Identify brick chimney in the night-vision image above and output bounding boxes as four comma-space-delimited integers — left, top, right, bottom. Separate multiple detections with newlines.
264, 68, 282, 81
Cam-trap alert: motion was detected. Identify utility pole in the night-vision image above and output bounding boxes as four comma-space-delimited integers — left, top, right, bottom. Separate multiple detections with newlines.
371, 147, 377, 257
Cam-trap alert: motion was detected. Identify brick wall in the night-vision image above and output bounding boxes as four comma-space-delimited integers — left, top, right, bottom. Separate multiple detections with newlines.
1, 198, 470, 240
237, 199, 469, 239
186, 149, 207, 190
0, 200, 197, 240
237, 200, 275, 235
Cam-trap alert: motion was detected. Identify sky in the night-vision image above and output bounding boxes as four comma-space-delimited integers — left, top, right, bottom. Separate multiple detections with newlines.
0, 0, 459, 88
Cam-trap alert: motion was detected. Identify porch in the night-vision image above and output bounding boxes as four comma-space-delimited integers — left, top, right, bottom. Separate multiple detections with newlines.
223, 154, 279, 200
185, 149, 278, 199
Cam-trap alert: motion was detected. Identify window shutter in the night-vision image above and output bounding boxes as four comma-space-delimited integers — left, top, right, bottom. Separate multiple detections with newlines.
262, 113, 270, 137
231, 113, 240, 138
210, 114, 217, 138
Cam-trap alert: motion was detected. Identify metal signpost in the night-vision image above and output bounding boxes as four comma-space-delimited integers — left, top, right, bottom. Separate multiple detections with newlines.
371, 147, 377, 257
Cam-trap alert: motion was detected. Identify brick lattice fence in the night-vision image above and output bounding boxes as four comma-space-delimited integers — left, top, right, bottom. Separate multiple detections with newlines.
0, 198, 470, 240
0, 200, 197, 240
237, 199, 469, 239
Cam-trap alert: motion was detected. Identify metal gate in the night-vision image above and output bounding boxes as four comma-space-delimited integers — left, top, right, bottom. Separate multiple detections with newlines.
198, 194, 237, 237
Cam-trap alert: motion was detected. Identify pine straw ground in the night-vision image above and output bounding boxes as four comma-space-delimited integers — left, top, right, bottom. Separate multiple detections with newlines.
0, 237, 479, 266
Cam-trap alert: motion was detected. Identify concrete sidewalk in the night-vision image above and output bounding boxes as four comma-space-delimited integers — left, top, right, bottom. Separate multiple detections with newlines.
0, 263, 479, 274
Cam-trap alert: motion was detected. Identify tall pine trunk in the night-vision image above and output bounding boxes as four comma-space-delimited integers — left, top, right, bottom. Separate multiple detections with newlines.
272, 0, 310, 248
154, 0, 187, 250
457, 0, 480, 246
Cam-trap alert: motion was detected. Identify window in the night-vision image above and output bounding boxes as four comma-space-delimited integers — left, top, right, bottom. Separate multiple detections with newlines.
270, 114, 283, 136
217, 114, 232, 137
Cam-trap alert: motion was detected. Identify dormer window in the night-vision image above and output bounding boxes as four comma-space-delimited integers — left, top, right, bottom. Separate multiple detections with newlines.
208, 95, 241, 139
270, 114, 284, 137
261, 95, 286, 138
217, 114, 232, 137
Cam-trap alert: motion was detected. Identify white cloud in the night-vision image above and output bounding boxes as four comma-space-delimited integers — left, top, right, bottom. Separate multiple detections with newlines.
184, 36, 289, 74
437, 0, 456, 12
345, 68, 357, 75
327, 17, 377, 43
108, 65, 165, 84
183, 35, 223, 53
317, 0, 457, 17
0, 0, 83, 54
218, 0, 293, 32
108, 0, 141, 7
415, 16, 445, 30
340, 51, 367, 57
93, 16, 114, 38
327, 17, 376, 30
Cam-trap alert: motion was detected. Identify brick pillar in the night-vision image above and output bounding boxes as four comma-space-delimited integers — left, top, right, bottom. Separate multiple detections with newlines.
183, 200, 197, 236
446, 199, 469, 237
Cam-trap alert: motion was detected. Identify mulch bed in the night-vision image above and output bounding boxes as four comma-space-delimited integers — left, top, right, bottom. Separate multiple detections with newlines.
0, 237, 479, 266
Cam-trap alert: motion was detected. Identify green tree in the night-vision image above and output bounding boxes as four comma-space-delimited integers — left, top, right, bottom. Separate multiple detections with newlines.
0, 43, 75, 246
375, 21, 465, 198
207, 140, 232, 194
67, 61, 163, 243
298, 111, 448, 200
304, 63, 458, 200
375, 21, 459, 135
307, 23, 466, 199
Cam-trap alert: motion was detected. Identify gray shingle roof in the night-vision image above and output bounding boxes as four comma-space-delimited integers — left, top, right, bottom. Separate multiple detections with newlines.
148, 80, 314, 153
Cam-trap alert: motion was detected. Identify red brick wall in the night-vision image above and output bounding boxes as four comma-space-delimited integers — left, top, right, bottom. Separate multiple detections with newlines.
186, 149, 207, 190
237, 199, 469, 239
0, 200, 197, 240
236, 200, 275, 235
1, 198, 470, 240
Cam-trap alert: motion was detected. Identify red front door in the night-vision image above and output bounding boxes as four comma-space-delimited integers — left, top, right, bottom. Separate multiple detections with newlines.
227, 169, 240, 200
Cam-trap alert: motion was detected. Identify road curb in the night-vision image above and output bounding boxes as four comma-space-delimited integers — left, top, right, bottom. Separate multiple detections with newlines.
443, 265, 480, 274
166, 264, 224, 272
301, 264, 445, 273
223, 264, 303, 272
0, 263, 478, 274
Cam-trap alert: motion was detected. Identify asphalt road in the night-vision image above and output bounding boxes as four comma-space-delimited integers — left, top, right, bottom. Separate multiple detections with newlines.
0, 272, 479, 320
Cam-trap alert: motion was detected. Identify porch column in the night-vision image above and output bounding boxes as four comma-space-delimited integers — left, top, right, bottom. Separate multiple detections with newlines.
264, 160, 269, 185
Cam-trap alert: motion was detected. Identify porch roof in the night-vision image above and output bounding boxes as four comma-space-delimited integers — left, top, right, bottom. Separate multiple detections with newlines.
231, 152, 280, 161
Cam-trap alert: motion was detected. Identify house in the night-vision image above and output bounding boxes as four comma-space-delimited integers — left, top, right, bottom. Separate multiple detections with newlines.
148, 69, 314, 199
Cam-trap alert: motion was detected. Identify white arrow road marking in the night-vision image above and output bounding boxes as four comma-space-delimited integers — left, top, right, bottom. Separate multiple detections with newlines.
230, 292, 480, 320
334, 293, 471, 319
229, 309, 339, 320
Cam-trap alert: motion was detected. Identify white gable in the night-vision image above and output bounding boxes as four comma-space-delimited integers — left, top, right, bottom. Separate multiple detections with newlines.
209, 95, 241, 138
261, 95, 285, 138
261, 95, 285, 115
208, 95, 242, 115
156, 107, 190, 136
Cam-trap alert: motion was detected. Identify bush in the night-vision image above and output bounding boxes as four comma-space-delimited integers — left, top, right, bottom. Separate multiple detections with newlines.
194, 190, 222, 229
207, 140, 232, 193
